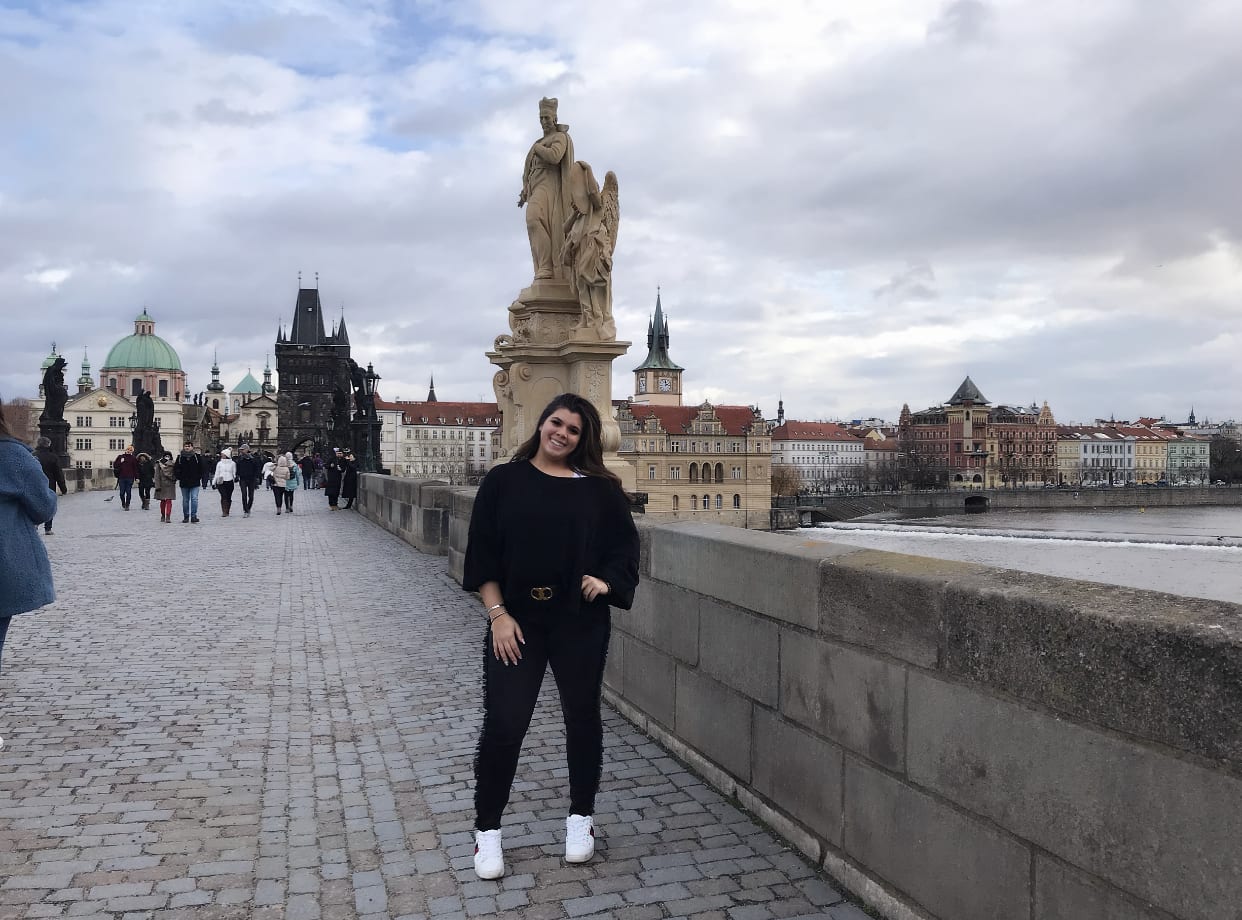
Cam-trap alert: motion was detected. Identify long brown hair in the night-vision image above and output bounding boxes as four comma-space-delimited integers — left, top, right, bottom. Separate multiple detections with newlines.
512, 393, 622, 489
0, 400, 11, 439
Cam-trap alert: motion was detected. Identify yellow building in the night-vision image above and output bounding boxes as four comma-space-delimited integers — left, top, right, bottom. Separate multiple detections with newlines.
616, 293, 771, 528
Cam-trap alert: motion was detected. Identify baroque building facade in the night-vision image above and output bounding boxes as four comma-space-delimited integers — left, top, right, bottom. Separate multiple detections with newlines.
615, 295, 771, 528
375, 391, 500, 484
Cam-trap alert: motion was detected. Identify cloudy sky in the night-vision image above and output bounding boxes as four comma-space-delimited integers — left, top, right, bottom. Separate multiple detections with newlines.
3, 0, 1240, 425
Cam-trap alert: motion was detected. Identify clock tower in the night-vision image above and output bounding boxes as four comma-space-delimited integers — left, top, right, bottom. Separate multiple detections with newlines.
632, 291, 684, 406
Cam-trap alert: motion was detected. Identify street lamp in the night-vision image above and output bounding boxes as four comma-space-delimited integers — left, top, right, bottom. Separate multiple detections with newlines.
363, 363, 381, 473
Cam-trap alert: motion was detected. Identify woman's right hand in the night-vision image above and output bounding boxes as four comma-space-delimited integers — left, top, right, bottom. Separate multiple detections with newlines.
491, 614, 525, 665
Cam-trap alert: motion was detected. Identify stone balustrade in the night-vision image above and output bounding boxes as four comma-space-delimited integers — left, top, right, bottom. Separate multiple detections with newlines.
358, 472, 1242, 920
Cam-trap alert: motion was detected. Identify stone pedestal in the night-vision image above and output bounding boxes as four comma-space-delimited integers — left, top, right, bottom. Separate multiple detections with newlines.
38, 418, 71, 473
488, 280, 635, 490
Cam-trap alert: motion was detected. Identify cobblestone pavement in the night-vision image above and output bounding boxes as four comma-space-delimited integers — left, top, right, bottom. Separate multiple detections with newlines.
1, 490, 870, 920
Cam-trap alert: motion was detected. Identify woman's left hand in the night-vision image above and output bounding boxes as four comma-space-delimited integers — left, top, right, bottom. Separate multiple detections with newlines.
581, 575, 610, 602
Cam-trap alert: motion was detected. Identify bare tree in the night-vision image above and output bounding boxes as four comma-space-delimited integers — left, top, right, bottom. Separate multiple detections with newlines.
770, 464, 802, 498
3, 398, 33, 442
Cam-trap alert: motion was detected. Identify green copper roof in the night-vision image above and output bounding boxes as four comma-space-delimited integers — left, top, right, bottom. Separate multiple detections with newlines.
136, 309, 153, 322
103, 332, 182, 371
233, 372, 262, 393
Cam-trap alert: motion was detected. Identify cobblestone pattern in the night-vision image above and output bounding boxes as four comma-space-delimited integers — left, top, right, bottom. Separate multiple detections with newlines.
0, 491, 872, 919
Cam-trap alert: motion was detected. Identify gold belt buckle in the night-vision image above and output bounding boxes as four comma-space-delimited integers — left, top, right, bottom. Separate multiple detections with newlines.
530, 586, 555, 601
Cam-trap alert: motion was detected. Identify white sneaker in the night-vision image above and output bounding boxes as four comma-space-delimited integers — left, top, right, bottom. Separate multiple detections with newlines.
565, 814, 595, 863
473, 829, 504, 879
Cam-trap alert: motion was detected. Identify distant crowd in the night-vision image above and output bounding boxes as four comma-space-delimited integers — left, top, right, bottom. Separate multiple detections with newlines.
106, 443, 361, 522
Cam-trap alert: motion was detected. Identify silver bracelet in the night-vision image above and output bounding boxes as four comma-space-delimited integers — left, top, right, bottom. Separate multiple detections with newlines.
485, 603, 506, 621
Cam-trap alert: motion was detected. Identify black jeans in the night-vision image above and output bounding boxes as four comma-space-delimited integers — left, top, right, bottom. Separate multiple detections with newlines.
474, 605, 611, 831
137, 482, 152, 504
283, 490, 294, 511
0, 616, 11, 675
239, 481, 256, 513
217, 481, 234, 511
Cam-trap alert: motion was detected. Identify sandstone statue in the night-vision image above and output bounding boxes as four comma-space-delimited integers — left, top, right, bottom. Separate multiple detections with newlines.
561, 162, 619, 339
518, 97, 575, 282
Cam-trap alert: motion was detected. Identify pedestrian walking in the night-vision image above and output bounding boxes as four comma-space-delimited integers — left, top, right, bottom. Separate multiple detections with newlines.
235, 444, 261, 517
0, 402, 57, 710
341, 450, 359, 510
32, 436, 67, 535
213, 447, 238, 517
261, 455, 276, 490
112, 444, 139, 510
462, 393, 639, 879
153, 451, 176, 523
173, 442, 204, 523
299, 453, 315, 489
200, 452, 216, 492
271, 454, 299, 514
135, 452, 155, 510
282, 452, 301, 512
325, 448, 343, 509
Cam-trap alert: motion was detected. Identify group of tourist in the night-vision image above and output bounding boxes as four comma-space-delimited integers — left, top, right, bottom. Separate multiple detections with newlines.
112, 443, 360, 521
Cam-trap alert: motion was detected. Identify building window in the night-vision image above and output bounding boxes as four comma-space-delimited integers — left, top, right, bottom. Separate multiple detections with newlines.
158, 380, 168, 398
672, 495, 679, 511
732, 466, 742, 479
75, 438, 92, 450
670, 466, 681, 480
701, 494, 710, 510
733, 494, 740, 509
648, 465, 656, 480
715, 494, 722, 509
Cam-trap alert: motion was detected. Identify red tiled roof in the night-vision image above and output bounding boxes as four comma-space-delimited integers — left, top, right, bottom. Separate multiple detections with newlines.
375, 398, 500, 425
770, 421, 860, 442
625, 404, 761, 436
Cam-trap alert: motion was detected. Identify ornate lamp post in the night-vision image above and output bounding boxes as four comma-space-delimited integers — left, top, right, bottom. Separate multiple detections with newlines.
363, 363, 381, 474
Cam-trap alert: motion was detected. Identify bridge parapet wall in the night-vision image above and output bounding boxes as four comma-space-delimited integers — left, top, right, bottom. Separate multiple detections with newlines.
360, 473, 1242, 920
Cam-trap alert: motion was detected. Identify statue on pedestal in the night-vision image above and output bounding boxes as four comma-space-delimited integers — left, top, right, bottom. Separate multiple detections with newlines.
519, 97, 575, 283
489, 98, 634, 488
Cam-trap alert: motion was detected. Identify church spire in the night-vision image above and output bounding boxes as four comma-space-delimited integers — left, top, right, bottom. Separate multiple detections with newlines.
427, 374, 438, 403
632, 290, 684, 373
77, 348, 93, 394
263, 355, 274, 393
207, 350, 225, 392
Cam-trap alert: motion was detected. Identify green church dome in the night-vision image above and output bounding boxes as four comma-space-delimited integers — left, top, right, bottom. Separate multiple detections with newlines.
232, 372, 263, 394
102, 311, 183, 371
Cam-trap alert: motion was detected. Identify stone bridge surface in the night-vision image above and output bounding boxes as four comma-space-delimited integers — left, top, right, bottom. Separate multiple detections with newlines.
0, 492, 868, 920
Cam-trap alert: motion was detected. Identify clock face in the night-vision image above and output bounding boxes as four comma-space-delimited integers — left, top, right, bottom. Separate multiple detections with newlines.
658, 377, 672, 392
637, 377, 647, 393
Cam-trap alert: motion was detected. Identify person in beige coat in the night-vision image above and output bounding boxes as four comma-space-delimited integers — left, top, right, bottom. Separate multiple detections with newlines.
153, 452, 177, 523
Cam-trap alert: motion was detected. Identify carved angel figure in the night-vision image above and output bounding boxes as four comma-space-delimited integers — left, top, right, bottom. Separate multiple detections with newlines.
560, 161, 619, 339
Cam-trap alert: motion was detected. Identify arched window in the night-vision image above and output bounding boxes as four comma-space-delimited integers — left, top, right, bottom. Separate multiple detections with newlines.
130, 378, 143, 396
715, 494, 722, 509
689, 463, 699, 482
733, 494, 740, 509
672, 495, 679, 512
714, 463, 724, 482
701, 494, 710, 509
211, 399, 219, 409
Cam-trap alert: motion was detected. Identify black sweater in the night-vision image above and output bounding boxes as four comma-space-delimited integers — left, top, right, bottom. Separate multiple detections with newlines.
463, 460, 640, 615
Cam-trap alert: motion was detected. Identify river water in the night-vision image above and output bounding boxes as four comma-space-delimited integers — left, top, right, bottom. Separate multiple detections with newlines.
794, 507, 1242, 604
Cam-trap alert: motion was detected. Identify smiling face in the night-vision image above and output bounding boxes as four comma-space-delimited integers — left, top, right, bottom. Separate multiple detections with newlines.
535, 408, 583, 466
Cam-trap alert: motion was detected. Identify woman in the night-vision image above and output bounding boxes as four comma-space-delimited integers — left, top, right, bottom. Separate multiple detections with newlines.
153, 451, 177, 523
212, 447, 237, 517
325, 450, 343, 510
271, 454, 294, 514
282, 452, 300, 512
463, 393, 639, 880
341, 451, 359, 510
0, 402, 57, 693
135, 452, 156, 511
